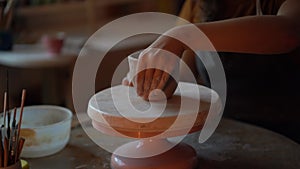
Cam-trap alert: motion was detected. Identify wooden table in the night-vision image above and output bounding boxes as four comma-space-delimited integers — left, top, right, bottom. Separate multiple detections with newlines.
0, 44, 78, 68
25, 118, 300, 169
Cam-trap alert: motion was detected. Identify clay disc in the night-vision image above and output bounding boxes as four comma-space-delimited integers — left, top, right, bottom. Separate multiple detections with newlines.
88, 82, 221, 138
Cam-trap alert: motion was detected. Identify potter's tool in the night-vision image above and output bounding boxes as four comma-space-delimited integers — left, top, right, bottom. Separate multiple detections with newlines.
0, 89, 26, 167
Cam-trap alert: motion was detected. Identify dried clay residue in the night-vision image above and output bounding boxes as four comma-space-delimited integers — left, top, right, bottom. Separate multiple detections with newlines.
20, 128, 36, 138
20, 128, 52, 147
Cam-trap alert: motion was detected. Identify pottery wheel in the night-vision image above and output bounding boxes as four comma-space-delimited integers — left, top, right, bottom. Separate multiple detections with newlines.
88, 82, 221, 138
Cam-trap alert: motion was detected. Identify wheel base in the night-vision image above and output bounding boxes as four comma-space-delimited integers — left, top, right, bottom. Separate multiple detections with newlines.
111, 141, 198, 169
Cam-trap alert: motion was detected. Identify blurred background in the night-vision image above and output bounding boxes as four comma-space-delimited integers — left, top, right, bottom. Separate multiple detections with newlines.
0, 0, 184, 107
0, 0, 299, 145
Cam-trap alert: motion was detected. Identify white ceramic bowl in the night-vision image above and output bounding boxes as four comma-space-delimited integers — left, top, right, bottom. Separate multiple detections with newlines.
16, 105, 72, 158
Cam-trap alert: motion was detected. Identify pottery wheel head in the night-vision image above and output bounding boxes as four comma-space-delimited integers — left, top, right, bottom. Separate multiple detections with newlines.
88, 82, 221, 138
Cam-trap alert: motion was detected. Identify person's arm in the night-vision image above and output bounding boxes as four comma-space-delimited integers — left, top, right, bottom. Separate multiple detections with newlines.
136, 0, 300, 100
176, 0, 300, 54
176, 15, 299, 54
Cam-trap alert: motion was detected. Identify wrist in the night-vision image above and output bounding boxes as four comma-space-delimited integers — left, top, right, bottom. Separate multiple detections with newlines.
157, 27, 188, 57
167, 26, 190, 52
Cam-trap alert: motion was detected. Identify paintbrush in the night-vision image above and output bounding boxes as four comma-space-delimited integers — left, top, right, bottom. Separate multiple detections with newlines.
16, 137, 24, 161
16, 90, 25, 144
9, 107, 17, 163
0, 71, 27, 166
14, 90, 26, 163
3, 137, 8, 167
0, 91, 26, 166
11, 89, 26, 164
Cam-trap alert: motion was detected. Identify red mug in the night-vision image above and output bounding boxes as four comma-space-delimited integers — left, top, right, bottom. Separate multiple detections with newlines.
42, 32, 65, 55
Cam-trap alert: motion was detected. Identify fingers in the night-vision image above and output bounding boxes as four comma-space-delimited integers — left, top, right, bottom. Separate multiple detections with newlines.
122, 77, 130, 86
147, 74, 177, 101
136, 70, 145, 96
135, 48, 179, 100
143, 69, 155, 99
142, 71, 169, 100
157, 71, 170, 90
138, 67, 174, 100
144, 71, 177, 100
162, 77, 178, 99
149, 69, 163, 92
136, 56, 146, 96
122, 77, 134, 87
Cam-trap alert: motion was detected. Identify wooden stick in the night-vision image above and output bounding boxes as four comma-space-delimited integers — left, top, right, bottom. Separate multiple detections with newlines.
16, 138, 25, 160
16, 89, 26, 140
13, 124, 18, 163
15, 90, 26, 162
6, 111, 10, 141
3, 138, 8, 167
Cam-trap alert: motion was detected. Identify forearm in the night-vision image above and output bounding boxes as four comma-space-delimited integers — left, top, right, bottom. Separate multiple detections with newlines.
173, 15, 299, 54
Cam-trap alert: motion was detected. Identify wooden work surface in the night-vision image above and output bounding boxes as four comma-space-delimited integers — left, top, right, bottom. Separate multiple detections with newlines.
25, 118, 300, 169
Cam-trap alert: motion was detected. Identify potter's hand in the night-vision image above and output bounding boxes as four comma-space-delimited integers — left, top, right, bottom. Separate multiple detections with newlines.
122, 76, 133, 87
136, 34, 186, 100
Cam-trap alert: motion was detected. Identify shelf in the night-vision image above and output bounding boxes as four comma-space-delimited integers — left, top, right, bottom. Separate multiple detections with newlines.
14, 0, 177, 43
17, 0, 143, 16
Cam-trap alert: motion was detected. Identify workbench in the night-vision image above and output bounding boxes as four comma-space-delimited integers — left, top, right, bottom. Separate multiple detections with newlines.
25, 118, 300, 169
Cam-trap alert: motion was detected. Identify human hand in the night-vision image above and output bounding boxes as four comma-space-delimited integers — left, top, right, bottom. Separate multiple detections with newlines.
122, 76, 133, 87
135, 34, 186, 101
122, 50, 139, 87
122, 48, 178, 100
